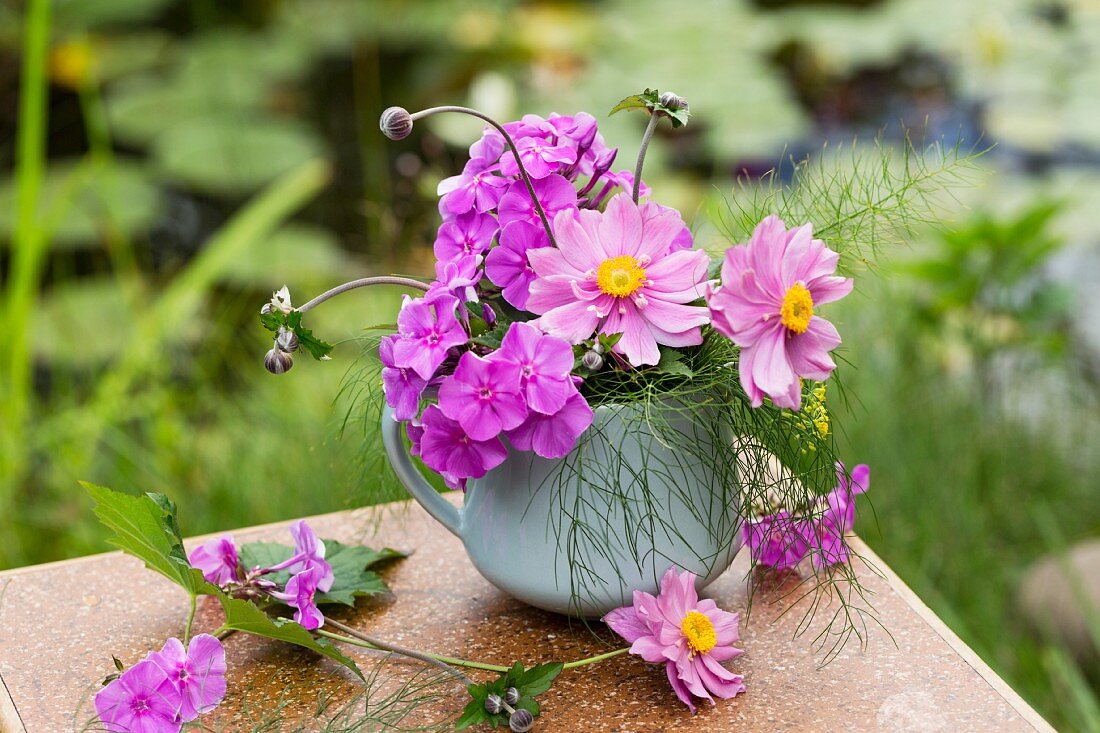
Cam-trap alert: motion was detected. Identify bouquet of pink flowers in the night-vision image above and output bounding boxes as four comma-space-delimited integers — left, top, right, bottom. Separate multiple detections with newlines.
264, 91, 854, 495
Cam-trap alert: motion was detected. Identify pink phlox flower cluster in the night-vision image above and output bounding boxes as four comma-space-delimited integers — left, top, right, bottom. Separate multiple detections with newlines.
743, 462, 870, 570
95, 634, 227, 733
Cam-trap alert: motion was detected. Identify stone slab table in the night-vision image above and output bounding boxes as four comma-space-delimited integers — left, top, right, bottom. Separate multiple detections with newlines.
0, 495, 1055, 732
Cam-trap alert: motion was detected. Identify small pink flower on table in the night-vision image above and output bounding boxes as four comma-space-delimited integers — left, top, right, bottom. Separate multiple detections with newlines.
603, 566, 746, 713
95, 659, 182, 733
707, 215, 853, 410
147, 634, 228, 722
527, 193, 710, 366
272, 563, 329, 630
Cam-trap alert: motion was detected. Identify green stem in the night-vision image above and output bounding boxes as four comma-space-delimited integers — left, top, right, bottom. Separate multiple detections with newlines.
184, 595, 197, 644
316, 627, 475, 683
562, 647, 629, 669
0, 0, 50, 545
408, 106, 556, 247
632, 112, 661, 203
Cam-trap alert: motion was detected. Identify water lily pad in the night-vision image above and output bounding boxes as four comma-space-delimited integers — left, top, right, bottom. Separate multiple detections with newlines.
0, 158, 162, 250
151, 117, 325, 196
218, 223, 353, 287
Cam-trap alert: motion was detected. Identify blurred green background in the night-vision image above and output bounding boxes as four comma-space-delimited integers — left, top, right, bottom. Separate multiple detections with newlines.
3, 0, 1100, 728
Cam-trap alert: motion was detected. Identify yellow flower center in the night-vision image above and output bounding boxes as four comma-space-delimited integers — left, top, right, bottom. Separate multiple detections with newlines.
596, 255, 647, 298
780, 282, 814, 334
680, 610, 717, 656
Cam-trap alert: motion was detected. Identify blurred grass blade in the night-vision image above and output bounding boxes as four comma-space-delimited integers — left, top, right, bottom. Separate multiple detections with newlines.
67, 158, 332, 480
0, 0, 51, 543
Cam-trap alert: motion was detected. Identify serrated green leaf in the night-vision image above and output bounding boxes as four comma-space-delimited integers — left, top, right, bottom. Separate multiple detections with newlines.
598, 332, 624, 350
213, 592, 362, 679
472, 324, 507, 350
296, 323, 334, 360
456, 685, 492, 730
656, 347, 693, 378
260, 310, 286, 333
514, 662, 563, 697
608, 88, 690, 128
609, 89, 658, 116
515, 696, 540, 716
84, 482, 217, 598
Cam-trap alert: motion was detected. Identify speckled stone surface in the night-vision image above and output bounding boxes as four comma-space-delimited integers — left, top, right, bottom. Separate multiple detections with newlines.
0, 496, 1053, 732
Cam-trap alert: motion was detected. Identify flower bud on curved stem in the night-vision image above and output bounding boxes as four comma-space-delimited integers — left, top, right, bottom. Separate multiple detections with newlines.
385, 104, 557, 248
632, 91, 688, 204
379, 106, 414, 140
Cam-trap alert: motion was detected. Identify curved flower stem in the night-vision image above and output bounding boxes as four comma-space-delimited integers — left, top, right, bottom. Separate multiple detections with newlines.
297, 275, 430, 313
632, 112, 661, 203
321, 619, 501, 675
408, 105, 557, 247
317, 626, 475, 684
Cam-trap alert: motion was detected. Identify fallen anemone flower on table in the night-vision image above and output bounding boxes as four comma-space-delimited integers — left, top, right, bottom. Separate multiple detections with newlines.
603, 566, 746, 713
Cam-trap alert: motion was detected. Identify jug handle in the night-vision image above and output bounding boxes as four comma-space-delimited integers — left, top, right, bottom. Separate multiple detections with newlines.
381, 406, 463, 538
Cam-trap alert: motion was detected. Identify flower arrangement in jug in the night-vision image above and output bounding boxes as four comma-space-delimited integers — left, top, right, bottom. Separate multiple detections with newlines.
83, 87, 979, 732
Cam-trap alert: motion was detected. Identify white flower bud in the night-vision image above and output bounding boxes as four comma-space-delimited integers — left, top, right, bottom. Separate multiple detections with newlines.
504, 687, 520, 707
484, 693, 503, 715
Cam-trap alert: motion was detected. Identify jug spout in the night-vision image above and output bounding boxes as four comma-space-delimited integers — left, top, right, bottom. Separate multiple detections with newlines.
381, 407, 464, 538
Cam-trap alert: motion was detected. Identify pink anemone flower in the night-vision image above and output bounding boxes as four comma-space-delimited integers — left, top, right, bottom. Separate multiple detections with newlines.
527, 194, 711, 366
707, 215, 853, 410
603, 566, 746, 713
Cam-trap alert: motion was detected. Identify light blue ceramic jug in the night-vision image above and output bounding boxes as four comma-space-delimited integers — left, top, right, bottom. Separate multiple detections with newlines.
382, 401, 742, 617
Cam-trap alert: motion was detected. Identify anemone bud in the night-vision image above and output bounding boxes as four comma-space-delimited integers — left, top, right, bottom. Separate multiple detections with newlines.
508, 709, 534, 733
264, 348, 293, 375
380, 106, 414, 140
658, 91, 688, 112
276, 326, 299, 354
504, 687, 520, 707
582, 350, 604, 371
484, 693, 503, 715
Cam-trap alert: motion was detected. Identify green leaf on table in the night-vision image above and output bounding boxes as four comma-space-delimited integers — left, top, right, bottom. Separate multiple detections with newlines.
213, 592, 363, 679
512, 662, 563, 697
318, 541, 403, 606
456, 661, 563, 729
455, 688, 491, 731
83, 483, 216, 598
239, 539, 404, 606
